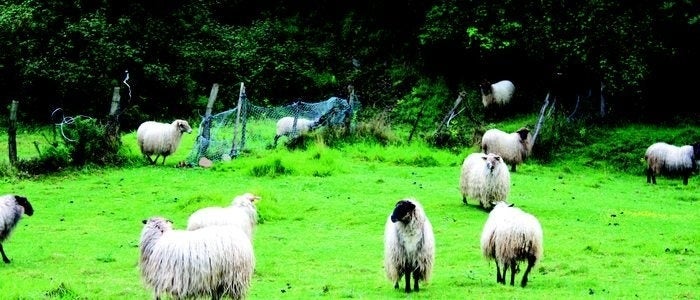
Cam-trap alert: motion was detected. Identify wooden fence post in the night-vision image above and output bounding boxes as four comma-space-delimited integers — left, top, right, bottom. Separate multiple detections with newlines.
8, 100, 19, 166
196, 83, 219, 160
231, 83, 245, 157
106, 87, 121, 141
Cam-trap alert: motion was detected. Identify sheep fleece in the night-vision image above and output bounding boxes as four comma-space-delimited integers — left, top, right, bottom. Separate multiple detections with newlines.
384, 200, 435, 285
139, 217, 254, 300
460, 152, 511, 209
481, 128, 532, 167
187, 193, 259, 240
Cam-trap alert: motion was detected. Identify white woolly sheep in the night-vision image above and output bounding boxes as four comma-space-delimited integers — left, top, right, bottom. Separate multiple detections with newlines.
272, 115, 326, 148
460, 152, 511, 210
480, 80, 515, 107
186, 192, 261, 240
0, 194, 34, 264
136, 119, 193, 165
139, 217, 255, 300
645, 142, 700, 185
481, 127, 533, 172
384, 198, 435, 293
480, 202, 543, 287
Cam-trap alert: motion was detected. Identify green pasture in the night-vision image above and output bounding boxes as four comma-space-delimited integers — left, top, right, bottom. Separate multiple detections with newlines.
0, 121, 698, 299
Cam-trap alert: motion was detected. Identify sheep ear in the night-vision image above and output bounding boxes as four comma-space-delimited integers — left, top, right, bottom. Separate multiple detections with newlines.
142, 219, 148, 224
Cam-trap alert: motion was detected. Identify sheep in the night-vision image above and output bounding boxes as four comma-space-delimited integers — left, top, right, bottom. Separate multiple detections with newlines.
480, 201, 543, 287
481, 127, 533, 172
272, 115, 326, 148
384, 198, 435, 293
0, 194, 34, 264
186, 193, 261, 240
139, 217, 255, 300
480, 80, 515, 107
136, 119, 193, 165
459, 152, 511, 210
645, 142, 700, 185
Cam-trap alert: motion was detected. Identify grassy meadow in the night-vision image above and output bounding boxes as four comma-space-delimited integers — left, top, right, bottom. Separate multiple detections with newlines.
0, 119, 699, 299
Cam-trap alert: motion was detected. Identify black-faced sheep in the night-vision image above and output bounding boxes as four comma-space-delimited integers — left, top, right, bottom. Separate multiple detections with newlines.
139, 217, 255, 300
186, 192, 260, 240
0, 194, 34, 264
460, 152, 511, 210
481, 127, 533, 172
384, 198, 435, 293
480, 80, 515, 107
136, 119, 193, 165
273, 115, 326, 148
480, 202, 543, 287
645, 142, 700, 185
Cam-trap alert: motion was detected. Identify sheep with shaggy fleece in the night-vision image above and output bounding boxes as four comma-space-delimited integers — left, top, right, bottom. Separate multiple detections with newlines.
481, 127, 532, 172
136, 119, 192, 165
460, 152, 510, 210
0, 194, 34, 264
480, 202, 543, 287
645, 142, 700, 185
186, 192, 260, 240
384, 198, 435, 293
480, 80, 515, 107
273, 115, 325, 148
139, 217, 255, 300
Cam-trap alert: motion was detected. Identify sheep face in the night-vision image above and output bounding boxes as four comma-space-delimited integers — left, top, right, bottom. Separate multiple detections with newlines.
390, 200, 415, 223
479, 80, 493, 96
483, 153, 504, 173
176, 120, 193, 134
516, 128, 530, 141
15, 196, 33, 216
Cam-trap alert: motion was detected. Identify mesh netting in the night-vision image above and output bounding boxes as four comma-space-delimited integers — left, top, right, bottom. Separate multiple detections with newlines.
186, 92, 360, 164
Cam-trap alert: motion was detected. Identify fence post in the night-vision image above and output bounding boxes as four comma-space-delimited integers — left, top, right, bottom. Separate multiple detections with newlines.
197, 83, 219, 160
231, 82, 245, 157
106, 87, 121, 141
8, 100, 19, 166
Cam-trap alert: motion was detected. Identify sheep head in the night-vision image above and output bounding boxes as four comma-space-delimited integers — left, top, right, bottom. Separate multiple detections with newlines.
483, 153, 503, 172
14, 195, 33, 216
479, 80, 493, 96
390, 200, 416, 223
175, 120, 193, 134
516, 127, 530, 141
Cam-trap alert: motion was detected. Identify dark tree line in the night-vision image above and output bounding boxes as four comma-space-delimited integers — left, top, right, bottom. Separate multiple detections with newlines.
1, 0, 698, 130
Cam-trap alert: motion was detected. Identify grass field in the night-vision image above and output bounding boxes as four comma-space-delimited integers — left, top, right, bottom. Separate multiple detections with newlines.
0, 121, 698, 299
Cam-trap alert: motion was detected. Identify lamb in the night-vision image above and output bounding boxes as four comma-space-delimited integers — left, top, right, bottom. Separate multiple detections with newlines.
273, 115, 325, 148
136, 119, 193, 165
480, 80, 515, 107
384, 198, 435, 293
481, 127, 533, 172
139, 217, 255, 300
645, 142, 700, 185
186, 193, 261, 240
459, 152, 511, 210
480, 201, 543, 287
0, 194, 34, 264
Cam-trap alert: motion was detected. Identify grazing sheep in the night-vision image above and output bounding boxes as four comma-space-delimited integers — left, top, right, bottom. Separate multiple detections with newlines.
481, 127, 533, 172
0, 194, 34, 264
384, 198, 435, 293
273, 115, 325, 148
480, 202, 543, 287
139, 217, 255, 300
136, 119, 193, 165
480, 80, 515, 107
460, 152, 511, 210
186, 193, 261, 240
645, 142, 700, 185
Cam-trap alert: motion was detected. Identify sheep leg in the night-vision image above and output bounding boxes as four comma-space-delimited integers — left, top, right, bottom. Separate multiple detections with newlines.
495, 261, 505, 284
404, 269, 412, 292
0, 243, 10, 263
509, 260, 518, 286
144, 155, 154, 164
412, 270, 420, 292
520, 255, 536, 287
683, 173, 689, 185
462, 195, 468, 205
273, 135, 280, 148
646, 167, 656, 184
511, 164, 517, 172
